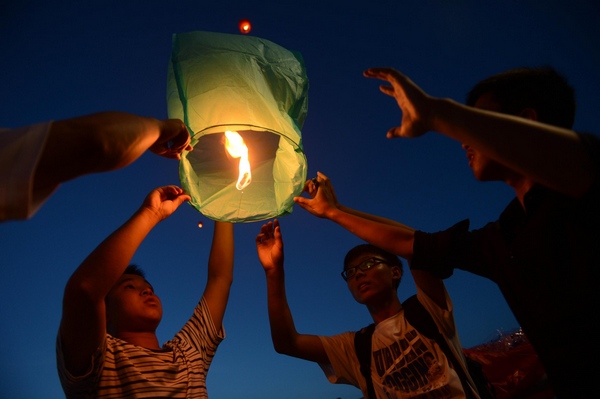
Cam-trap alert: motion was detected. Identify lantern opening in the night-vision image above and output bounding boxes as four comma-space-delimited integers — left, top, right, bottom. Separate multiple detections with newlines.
224, 130, 252, 190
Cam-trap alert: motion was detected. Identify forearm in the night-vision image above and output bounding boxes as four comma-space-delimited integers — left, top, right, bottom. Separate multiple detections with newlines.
338, 204, 414, 229
326, 207, 415, 260
66, 207, 161, 300
264, 269, 300, 355
203, 222, 234, 328
207, 222, 234, 284
37, 112, 160, 188
62, 112, 160, 169
433, 98, 593, 196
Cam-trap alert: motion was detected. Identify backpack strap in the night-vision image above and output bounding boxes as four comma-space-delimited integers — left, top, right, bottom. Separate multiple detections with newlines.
403, 295, 478, 399
354, 323, 376, 399
402, 295, 440, 338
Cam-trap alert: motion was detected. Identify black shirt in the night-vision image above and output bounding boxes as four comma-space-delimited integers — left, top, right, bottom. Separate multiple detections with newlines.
411, 133, 600, 398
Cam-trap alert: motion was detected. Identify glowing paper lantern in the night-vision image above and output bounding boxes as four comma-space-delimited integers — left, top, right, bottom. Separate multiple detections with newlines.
167, 31, 309, 223
238, 19, 251, 34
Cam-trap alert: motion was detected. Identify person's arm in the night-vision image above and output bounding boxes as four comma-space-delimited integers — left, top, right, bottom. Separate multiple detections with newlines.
34, 112, 192, 195
256, 219, 329, 364
58, 186, 190, 376
364, 67, 594, 198
410, 269, 447, 311
294, 172, 415, 261
202, 221, 234, 330
294, 173, 447, 308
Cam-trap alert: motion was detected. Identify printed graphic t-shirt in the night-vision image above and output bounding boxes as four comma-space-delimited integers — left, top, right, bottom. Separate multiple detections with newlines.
319, 290, 467, 399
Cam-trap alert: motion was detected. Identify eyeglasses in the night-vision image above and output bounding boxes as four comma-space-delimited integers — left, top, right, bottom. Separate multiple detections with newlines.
341, 257, 387, 281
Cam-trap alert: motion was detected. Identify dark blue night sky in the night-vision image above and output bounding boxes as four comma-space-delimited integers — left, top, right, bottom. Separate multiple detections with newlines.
1, 1, 599, 398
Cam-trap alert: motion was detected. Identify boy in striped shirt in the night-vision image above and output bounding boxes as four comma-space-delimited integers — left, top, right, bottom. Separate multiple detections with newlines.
57, 185, 234, 398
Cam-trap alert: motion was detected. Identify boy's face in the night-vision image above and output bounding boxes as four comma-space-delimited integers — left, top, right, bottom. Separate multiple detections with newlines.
463, 92, 515, 182
105, 274, 163, 334
344, 252, 401, 305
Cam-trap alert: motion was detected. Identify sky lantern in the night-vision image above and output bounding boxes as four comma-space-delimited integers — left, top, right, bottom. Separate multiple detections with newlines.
167, 31, 309, 223
238, 19, 251, 34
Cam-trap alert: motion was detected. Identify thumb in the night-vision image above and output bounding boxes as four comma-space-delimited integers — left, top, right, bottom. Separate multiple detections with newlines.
387, 126, 403, 139
293, 196, 309, 209
173, 193, 191, 206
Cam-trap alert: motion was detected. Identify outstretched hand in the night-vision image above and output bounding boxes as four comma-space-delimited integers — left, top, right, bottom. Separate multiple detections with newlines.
256, 219, 284, 272
363, 67, 434, 139
150, 119, 193, 160
294, 171, 339, 219
140, 185, 191, 220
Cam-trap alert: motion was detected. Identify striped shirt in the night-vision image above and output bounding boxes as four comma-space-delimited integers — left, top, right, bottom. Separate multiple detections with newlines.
57, 297, 224, 398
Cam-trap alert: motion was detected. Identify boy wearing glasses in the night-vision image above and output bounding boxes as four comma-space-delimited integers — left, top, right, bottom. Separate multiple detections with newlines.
292, 66, 594, 398
256, 209, 478, 398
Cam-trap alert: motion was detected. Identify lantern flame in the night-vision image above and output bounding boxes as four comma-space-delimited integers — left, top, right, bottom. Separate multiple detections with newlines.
224, 131, 252, 190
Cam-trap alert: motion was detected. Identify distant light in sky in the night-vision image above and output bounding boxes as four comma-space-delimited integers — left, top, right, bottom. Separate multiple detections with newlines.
198, 221, 203, 228
238, 19, 251, 34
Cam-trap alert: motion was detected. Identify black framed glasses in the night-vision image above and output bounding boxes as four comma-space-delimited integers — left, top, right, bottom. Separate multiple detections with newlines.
341, 257, 387, 281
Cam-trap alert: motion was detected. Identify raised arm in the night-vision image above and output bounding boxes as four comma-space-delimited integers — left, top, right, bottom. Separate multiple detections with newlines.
34, 112, 192, 195
202, 221, 234, 330
294, 172, 415, 261
294, 173, 446, 308
59, 186, 190, 376
364, 67, 594, 198
256, 219, 329, 364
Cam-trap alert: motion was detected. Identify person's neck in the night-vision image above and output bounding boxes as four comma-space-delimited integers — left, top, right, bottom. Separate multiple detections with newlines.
115, 331, 161, 349
367, 295, 403, 325
506, 176, 535, 209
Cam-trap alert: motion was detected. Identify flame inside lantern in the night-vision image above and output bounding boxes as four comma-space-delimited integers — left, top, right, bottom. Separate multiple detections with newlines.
224, 131, 252, 190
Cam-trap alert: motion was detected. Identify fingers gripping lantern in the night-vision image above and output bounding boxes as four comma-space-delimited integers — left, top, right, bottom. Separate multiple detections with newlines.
167, 31, 309, 223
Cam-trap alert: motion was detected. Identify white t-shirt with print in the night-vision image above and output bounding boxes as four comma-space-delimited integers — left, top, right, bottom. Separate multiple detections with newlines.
319, 287, 469, 399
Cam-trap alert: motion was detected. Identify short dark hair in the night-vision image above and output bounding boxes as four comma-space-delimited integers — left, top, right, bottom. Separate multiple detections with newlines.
124, 264, 146, 278
466, 66, 576, 129
344, 244, 403, 288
